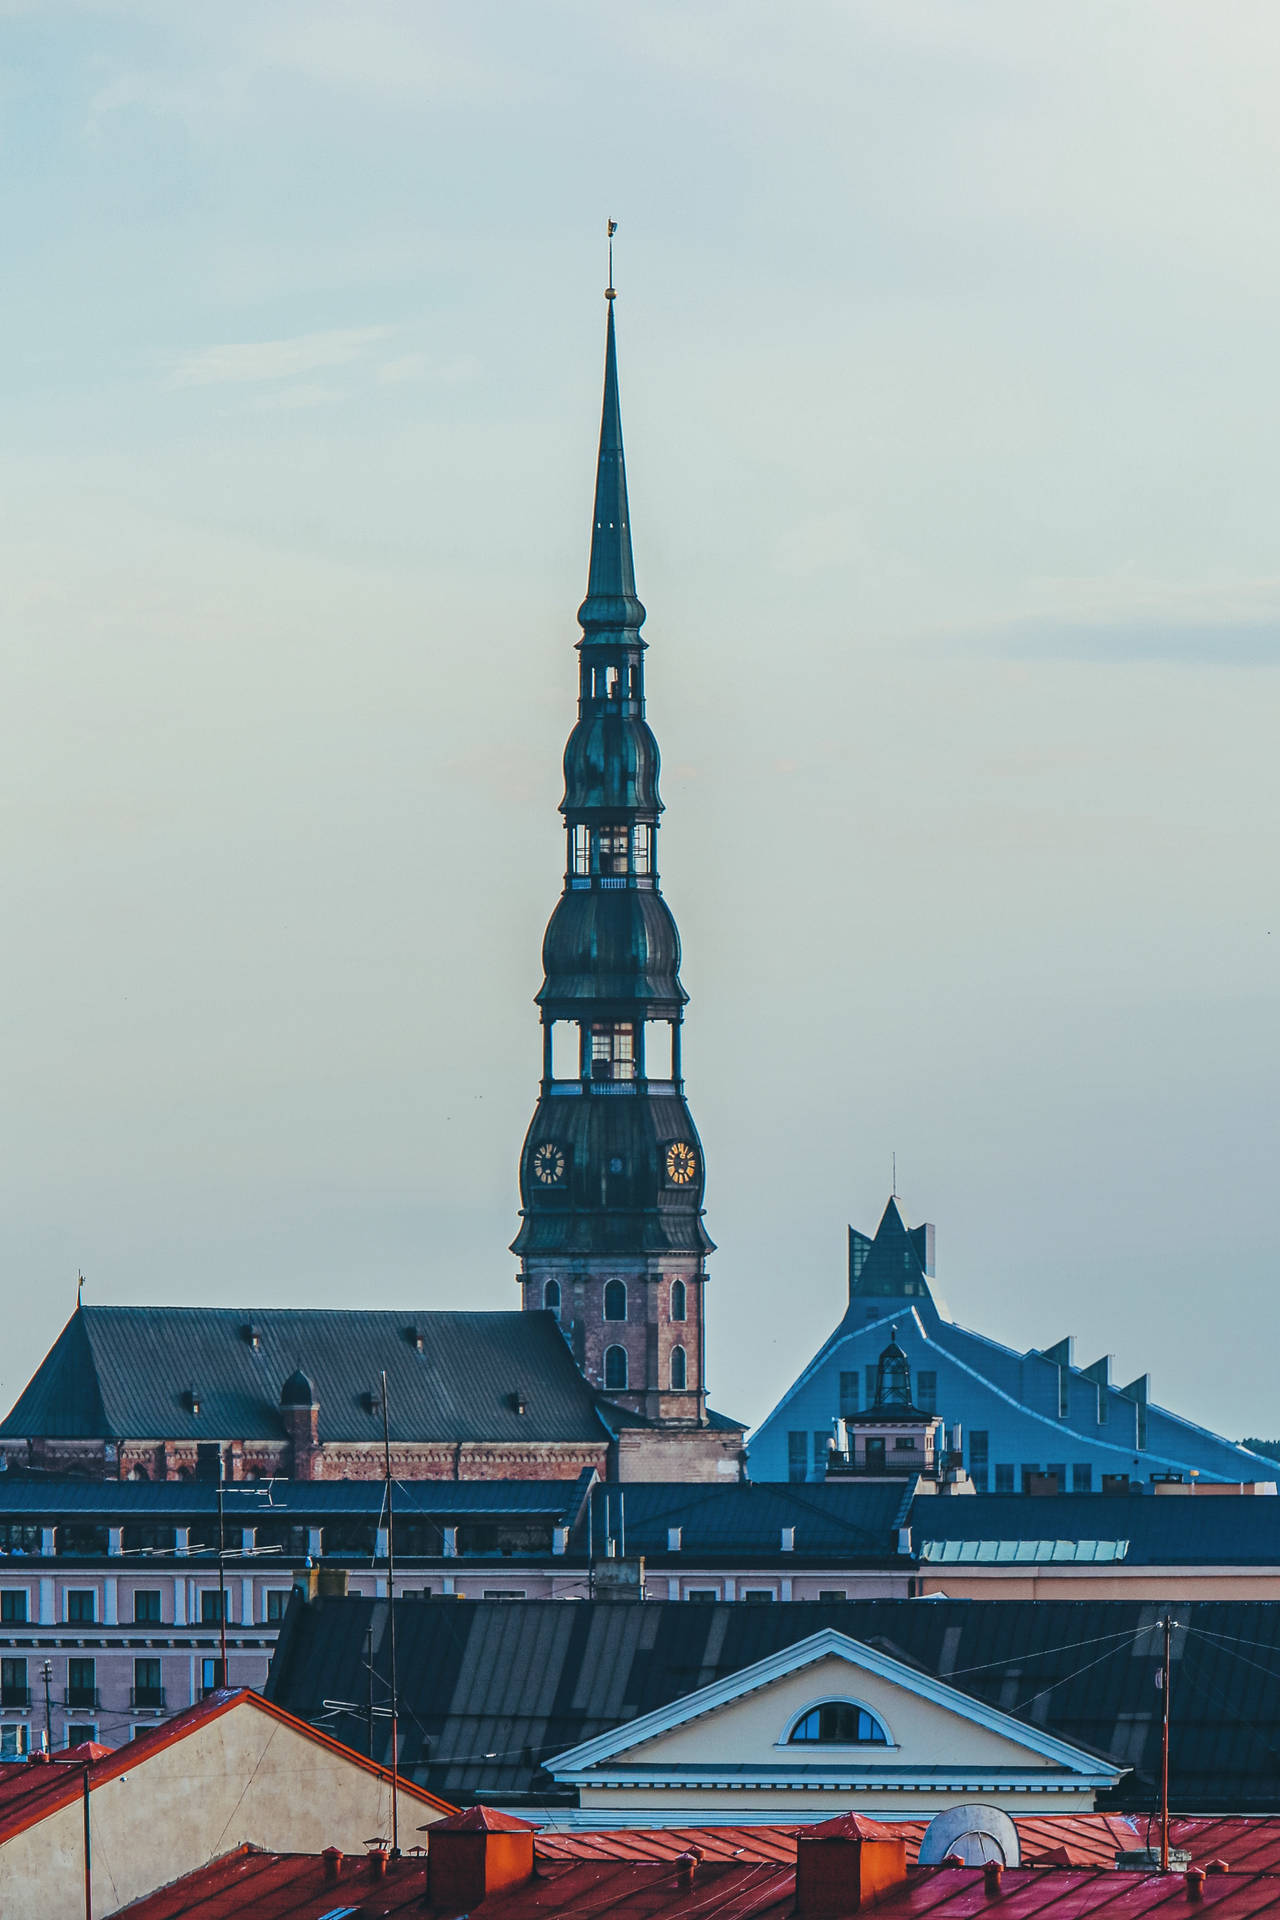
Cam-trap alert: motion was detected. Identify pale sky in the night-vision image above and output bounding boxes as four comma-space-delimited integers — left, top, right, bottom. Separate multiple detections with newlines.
2, 2, 1278, 1446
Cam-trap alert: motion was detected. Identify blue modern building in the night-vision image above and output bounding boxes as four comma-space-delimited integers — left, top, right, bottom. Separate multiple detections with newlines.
749, 1194, 1278, 1491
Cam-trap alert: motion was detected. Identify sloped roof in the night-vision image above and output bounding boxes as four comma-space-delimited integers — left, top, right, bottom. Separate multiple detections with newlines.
0, 1306, 610, 1446
0, 1474, 593, 1521
913, 1493, 1280, 1566
567, 1478, 911, 1558
0, 1688, 453, 1848
266, 1596, 1280, 1812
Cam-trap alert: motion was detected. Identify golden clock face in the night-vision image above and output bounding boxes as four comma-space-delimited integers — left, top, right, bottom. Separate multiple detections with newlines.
532, 1142, 565, 1185
666, 1141, 697, 1186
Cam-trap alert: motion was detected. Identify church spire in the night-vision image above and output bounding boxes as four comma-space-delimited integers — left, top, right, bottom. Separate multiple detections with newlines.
578, 296, 646, 640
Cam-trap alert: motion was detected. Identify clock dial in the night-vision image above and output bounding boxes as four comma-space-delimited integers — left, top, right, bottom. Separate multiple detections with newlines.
532, 1142, 566, 1185
665, 1141, 697, 1186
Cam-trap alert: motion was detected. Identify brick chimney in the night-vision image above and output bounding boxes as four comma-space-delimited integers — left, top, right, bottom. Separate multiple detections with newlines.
427, 1807, 536, 1908
795, 1813, 908, 1915
279, 1370, 320, 1481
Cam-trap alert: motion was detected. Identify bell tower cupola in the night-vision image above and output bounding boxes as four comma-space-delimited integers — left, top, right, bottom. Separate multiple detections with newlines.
513, 281, 713, 1428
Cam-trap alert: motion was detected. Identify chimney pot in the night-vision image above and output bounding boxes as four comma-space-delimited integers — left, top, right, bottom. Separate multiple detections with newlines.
1186, 1868, 1205, 1901
676, 1852, 697, 1889
941, 1854, 964, 1868
368, 1847, 389, 1879
984, 1862, 1003, 1895
1206, 1860, 1230, 1874
322, 1847, 343, 1883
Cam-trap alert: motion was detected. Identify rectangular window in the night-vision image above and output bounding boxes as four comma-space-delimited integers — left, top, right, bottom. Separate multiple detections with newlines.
813, 1432, 829, 1474
817, 1590, 847, 1602
265, 1589, 290, 1623
133, 1589, 162, 1625
0, 1660, 27, 1709
132, 1658, 164, 1709
685, 1589, 717, 1603
971, 1467, 989, 1492
742, 1590, 775, 1603
0, 1725, 29, 1760
1059, 1368, 1070, 1419
968, 1430, 989, 1494
482, 1590, 528, 1601
200, 1590, 228, 1625
865, 1366, 879, 1408
0, 1525, 41, 1554
0, 1592, 28, 1625
572, 824, 591, 875
597, 824, 629, 875
67, 1659, 96, 1709
633, 824, 652, 875
66, 1724, 96, 1748
591, 1022, 634, 1081
65, 1590, 95, 1624
201, 1659, 225, 1695
1072, 1463, 1093, 1493
1047, 1463, 1066, 1491
838, 1372, 860, 1417
916, 1370, 937, 1414
995, 1463, 1015, 1493
1021, 1465, 1041, 1493
787, 1432, 807, 1483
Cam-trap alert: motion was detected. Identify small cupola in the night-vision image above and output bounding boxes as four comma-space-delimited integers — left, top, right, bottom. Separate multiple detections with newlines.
874, 1326, 914, 1410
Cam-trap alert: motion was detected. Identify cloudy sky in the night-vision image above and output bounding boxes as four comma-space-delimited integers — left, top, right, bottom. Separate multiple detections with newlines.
2, 2, 1277, 1446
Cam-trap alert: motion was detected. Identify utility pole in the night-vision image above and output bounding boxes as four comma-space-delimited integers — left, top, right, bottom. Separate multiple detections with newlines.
1160, 1613, 1173, 1871
380, 1369, 400, 1857
82, 1763, 93, 1920
216, 1452, 229, 1688
41, 1659, 54, 1753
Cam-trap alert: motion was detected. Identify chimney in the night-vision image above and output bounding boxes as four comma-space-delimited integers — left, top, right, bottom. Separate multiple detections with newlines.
428, 1808, 536, 1909
279, 1370, 320, 1481
795, 1813, 908, 1915
322, 1847, 343, 1884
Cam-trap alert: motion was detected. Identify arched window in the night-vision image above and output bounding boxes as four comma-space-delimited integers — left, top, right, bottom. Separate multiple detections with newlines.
670, 1345, 687, 1391
670, 1279, 687, 1322
543, 1279, 561, 1317
604, 1345, 628, 1391
604, 1279, 627, 1321
788, 1702, 889, 1746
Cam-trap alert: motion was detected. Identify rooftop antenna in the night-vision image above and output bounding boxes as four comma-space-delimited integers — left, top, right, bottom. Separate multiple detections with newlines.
892, 1153, 897, 1197
606, 218, 617, 300
379, 1368, 400, 1857
77, 1271, 85, 1306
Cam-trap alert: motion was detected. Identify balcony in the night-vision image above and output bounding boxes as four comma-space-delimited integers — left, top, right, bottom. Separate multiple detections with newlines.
63, 1688, 100, 1711
129, 1686, 166, 1710
825, 1451, 935, 1478
0, 1686, 29, 1710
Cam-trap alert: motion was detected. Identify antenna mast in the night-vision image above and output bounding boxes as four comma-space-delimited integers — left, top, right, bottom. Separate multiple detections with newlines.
1159, 1613, 1173, 1870
380, 1369, 400, 1856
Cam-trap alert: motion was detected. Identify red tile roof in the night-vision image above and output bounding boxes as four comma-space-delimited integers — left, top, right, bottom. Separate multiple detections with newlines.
103, 1847, 1280, 1920
0, 1688, 453, 1849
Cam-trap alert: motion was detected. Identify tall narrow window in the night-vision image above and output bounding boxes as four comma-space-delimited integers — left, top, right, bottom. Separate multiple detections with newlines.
604, 1345, 628, 1391
839, 1372, 859, 1417
543, 1279, 561, 1317
916, 1370, 937, 1414
603, 664, 620, 699
670, 1345, 687, 1390
670, 1279, 687, 1322
604, 1279, 627, 1321
571, 825, 591, 875
633, 824, 652, 874
787, 1432, 807, 1483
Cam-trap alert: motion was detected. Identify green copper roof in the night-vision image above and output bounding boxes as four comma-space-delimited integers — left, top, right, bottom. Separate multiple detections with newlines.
577, 298, 646, 640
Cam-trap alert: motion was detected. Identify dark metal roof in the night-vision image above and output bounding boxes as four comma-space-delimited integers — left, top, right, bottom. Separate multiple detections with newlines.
0, 1475, 591, 1522
912, 1493, 1280, 1566
266, 1597, 1280, 1813
0, 1307, 609, 1446
567, 1479, 911, 1558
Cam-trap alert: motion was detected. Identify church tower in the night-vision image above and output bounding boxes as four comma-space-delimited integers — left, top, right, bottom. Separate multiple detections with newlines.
513, 284, 714, 1430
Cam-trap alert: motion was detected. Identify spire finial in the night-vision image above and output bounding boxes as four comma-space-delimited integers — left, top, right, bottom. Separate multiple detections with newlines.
892, 1152, 897, 1197
606, 219, 617, 301
76, 1270, 84, 1307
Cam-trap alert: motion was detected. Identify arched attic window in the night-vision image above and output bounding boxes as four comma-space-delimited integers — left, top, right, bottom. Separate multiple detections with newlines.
604, 1279, 627, 1321
604, 1345, 628, 1391
543, 1279, 561, 1317
787, 1702, 889, 1746
670, 1279, 687, 1322
670, 1345, 687, 1391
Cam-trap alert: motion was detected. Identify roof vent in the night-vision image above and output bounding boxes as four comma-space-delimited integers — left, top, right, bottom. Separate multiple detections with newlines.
667, 1526, 682, 1552
241, 1323, 260, 1350
361, 1388, 380, 1414
182, 1387, 200, 1416
781, 1525, 796, 1552
404, 1325, 424, 1351
510, 1390, 527, 1416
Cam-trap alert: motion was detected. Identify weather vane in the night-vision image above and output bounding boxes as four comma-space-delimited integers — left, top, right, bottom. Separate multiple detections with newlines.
606, 219, 617, 300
